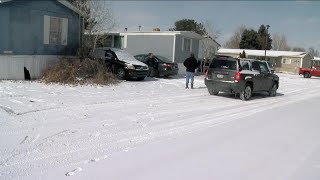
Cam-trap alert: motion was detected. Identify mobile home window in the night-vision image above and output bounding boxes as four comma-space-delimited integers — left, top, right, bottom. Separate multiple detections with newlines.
44, 15, 68, 45
182, 38, 192, 52
114, 36, 124, 48
282, 58, 291, 64
50, 17, 62, 44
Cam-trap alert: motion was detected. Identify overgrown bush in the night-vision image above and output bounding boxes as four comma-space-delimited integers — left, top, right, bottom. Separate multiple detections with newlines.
42, 58, 117, 85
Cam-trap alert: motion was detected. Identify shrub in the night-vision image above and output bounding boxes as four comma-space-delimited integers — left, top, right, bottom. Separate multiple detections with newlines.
42, 57, 117, 85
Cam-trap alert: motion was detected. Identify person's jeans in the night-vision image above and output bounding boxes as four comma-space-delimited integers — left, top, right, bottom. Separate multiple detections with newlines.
186, 71, 195, 85
148, 66, 154, 77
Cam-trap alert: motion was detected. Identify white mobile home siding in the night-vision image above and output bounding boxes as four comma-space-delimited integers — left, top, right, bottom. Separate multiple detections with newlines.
174, 35, 200, 63
0, 55, 60, 80
124, 35, 175, 62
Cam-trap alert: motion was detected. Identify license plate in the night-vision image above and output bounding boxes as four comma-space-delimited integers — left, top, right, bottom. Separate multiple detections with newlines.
217, 74, 223, 78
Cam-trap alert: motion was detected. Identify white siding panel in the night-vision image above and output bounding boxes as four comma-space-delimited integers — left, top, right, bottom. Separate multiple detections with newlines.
0, 55, 73, 80
43, 15, 50, 44
181, 37, 184, 51
61, 18, 68, 45
172, 35, 176, 63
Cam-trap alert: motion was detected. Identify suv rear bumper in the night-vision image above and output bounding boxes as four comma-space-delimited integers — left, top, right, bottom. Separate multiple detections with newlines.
205, 78, 243, 93
160, 69, 179, 76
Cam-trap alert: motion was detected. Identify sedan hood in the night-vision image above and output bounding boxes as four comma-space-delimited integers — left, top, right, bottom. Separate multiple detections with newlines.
114, 49, 148, 66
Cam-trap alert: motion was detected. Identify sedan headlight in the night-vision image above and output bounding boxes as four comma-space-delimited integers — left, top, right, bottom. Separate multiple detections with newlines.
126, 64, 135, 70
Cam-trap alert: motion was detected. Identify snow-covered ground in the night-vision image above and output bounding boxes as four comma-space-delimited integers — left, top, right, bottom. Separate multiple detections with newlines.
1, 73, 320, 180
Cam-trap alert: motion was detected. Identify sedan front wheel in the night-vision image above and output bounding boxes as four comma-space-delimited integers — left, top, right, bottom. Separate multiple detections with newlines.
116, 68, 126, 80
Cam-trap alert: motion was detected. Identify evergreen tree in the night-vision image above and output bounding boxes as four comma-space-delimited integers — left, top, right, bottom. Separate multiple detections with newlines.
238, 25, 272, 50
170, 19, 207, 35
257, 25, 272, 50
239, 29, 261, 49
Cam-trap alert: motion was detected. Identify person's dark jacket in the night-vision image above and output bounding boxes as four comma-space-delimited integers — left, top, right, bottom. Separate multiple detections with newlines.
184, 56, 198, 72
146, 57, 156, 68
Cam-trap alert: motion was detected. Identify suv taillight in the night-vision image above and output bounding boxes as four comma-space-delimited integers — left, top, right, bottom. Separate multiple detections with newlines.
235, 72, 241, 82
205, 69, 208, 78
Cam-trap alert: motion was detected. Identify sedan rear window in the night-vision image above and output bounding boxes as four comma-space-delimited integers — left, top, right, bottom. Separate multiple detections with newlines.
210, 59, 237, 70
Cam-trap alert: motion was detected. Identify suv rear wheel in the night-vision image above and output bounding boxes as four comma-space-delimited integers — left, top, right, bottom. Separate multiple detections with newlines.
208, 89, 219, 95
269, 83, 277, 97
240, 84, 252, 101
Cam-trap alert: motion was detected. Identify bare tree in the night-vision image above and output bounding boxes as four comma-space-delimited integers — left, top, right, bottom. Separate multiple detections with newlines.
292, 47, 306, 52
199, 20, 221, 59
87, 1, 116, 49
272, 33, 291, 51
70, 1, 116, 51
224, 25, 246, 49
203, 20, 220, 40
308, 47, 320, 58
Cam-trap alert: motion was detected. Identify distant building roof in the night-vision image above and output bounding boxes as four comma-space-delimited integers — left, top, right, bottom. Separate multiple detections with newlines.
218, 48, 308, 58
118, 31, 204, 40
313, 56, 320, 60
0, 0, 84, 16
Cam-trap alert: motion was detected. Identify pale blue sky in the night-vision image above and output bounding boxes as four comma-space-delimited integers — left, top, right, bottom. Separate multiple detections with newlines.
111, 1, 320, 51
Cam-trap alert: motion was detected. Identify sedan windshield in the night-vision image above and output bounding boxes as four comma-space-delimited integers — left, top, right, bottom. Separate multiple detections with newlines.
155, 55, 172, 63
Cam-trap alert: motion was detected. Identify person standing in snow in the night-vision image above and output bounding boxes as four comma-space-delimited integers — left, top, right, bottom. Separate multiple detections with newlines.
183, 52, 198, 89
146, 53, 156, 77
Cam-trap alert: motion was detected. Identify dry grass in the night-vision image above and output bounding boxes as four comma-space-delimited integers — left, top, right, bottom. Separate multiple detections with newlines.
42, 58, 117, 85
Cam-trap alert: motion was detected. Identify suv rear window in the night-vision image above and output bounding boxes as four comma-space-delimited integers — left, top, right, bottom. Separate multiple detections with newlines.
210, 59, 237, 70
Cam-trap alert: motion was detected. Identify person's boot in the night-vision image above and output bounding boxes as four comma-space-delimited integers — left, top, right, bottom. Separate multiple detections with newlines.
186, 83, 188, 89
191, 83, 194, 89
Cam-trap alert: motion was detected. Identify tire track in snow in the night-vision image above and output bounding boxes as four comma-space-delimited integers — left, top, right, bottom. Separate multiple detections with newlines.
2, 88, 320, 180
2, 75, 320, 179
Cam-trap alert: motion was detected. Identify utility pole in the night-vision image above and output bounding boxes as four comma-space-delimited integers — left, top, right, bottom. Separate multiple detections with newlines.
265, 25, 270, 60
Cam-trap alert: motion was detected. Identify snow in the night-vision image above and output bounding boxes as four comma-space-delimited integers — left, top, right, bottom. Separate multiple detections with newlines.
93, 47, 148, 66
1, 73, 320, 179
218, 48, 307, 57
240, 70, 260, 75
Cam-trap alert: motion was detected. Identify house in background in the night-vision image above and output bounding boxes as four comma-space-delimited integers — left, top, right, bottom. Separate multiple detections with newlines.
311, 56, 320, 67
91, 32, 124, 49
96, 30, 221, 65
122, 31, 205, 63
217, 48, 312, 74
101, 31, 207, 63
0, 0, 84, 80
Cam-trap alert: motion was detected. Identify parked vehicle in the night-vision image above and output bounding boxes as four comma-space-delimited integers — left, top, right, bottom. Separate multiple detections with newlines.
299, 59, 320, 78
91, 48, 149, 80
204, 56, 279, 101
266, 61, 274, 73
134, 54, 179, 77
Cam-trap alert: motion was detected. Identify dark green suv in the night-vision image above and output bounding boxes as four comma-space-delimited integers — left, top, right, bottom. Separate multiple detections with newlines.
204, 56, 279, 101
